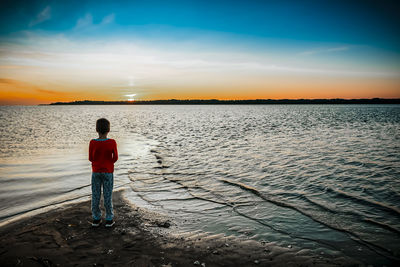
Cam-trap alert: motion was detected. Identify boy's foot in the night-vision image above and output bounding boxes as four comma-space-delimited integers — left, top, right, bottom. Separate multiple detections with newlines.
105, 220, 115, 227
92, 219, 101, 227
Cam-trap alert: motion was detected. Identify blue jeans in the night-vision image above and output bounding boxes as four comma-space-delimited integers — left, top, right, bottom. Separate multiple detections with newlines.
91, 172, 114, 221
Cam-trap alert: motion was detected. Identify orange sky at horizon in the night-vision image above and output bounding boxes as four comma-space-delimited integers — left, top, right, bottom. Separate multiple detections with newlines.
1, 36, 399, 105
1, 75, 399, 105
1, 33, 400, 105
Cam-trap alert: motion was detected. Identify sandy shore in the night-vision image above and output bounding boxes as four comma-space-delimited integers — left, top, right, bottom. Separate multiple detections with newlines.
0, 190, 361, 267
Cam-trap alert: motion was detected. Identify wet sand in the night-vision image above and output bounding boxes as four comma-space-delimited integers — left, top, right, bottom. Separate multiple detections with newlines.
0, 190, 360, 267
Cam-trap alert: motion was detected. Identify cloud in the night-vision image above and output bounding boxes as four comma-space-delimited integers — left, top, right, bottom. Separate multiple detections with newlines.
75, 13, 93, 29
74, 13, 114, 30
0, 78, 42, 90
36, 88, 63, 95
299, 46, 350, 56
29, 6, 51, 27
0, 78, 13, 84
0, 79, 69, 95
0, 78, 70, 105
101, 13, 115, 25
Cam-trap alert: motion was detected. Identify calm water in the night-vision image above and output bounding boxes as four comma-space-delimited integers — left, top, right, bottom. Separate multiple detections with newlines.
0, 105, 399, 264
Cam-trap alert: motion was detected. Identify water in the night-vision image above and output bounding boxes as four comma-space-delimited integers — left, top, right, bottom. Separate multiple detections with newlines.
0, 105, 399, 264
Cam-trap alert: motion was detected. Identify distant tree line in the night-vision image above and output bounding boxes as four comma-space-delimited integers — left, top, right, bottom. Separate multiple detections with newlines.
47, 98, 400, 105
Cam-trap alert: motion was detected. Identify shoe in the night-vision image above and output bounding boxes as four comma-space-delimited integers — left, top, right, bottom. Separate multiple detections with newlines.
105, 220, 115, 227
92, 219, 101, 227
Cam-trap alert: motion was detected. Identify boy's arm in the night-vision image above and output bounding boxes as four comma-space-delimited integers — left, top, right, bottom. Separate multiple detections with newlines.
112, 140, 118, 163
89, 140, 94, 162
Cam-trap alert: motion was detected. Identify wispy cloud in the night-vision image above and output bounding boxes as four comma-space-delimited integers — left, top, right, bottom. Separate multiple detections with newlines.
0, 78, 70, 105
1, 35, 397, 80
75, 13, 93, 29
29, 6, 51, 27
36, 88, 63, 95
0, 78, 66, 95
0, 78, 14, 84
74, 13, 114, 30
299, 46, 350, 56
101, 13, 115, 25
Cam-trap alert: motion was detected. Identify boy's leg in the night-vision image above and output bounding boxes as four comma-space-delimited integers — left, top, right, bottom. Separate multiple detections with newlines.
91, 172, 102, 220
103, 173, 114, 221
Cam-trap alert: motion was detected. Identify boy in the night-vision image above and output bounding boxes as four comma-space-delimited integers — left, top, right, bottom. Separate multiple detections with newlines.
89, 118, 118, 227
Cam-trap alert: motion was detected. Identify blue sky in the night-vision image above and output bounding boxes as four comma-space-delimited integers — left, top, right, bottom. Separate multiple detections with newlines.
1, 0, 399, 48
0, 0, 399, 103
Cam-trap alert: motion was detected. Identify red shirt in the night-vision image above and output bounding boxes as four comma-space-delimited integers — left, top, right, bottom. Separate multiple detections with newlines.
89, 138, 118, 173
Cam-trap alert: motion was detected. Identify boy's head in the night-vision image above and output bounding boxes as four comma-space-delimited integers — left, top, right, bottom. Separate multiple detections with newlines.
96, 118, 110, 134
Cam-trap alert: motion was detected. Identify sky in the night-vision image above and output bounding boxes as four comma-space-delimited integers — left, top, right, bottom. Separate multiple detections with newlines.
0, 0, 399, 104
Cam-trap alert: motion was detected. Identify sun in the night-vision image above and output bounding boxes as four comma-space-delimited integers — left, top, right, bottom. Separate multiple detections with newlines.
125, 94, 136, 101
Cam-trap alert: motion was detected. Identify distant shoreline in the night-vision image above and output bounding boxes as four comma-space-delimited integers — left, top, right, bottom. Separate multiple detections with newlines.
45, 98, 400, 105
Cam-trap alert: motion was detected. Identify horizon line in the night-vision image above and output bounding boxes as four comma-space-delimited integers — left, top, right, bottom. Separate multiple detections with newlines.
43, 98, 400, 106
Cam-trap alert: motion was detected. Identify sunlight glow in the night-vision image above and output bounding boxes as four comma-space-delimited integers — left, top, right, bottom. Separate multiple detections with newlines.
125, 94, 136, 101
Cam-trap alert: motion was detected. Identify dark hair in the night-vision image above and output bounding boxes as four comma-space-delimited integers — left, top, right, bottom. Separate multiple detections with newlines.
96, 118, 110, 134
